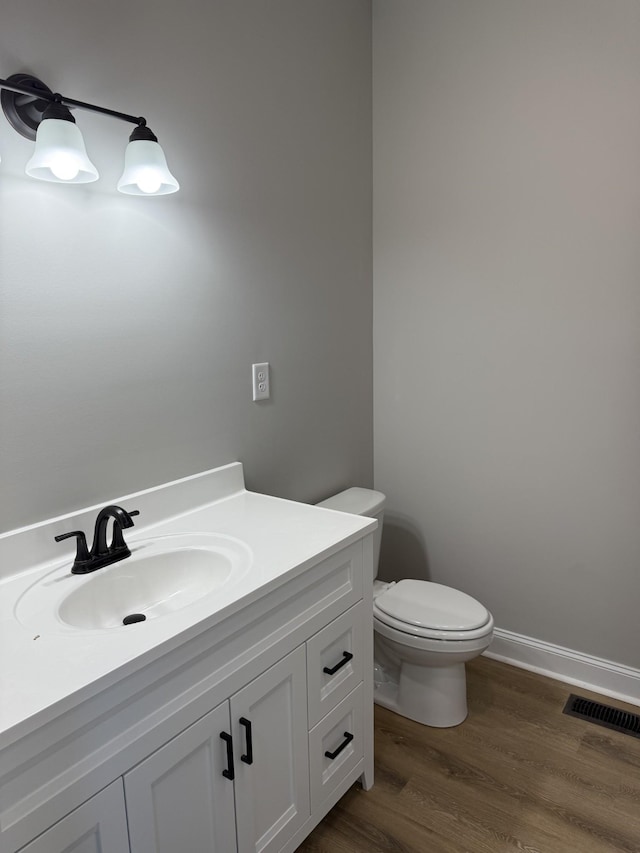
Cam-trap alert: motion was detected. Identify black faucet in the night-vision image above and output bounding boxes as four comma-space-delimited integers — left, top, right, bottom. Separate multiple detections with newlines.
55, 505, 140, 574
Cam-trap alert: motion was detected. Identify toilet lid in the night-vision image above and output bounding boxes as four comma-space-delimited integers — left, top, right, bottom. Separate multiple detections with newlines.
374, 579, 489, 631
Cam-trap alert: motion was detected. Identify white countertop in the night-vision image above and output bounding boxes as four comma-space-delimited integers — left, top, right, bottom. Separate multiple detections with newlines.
0, 463, 375, 750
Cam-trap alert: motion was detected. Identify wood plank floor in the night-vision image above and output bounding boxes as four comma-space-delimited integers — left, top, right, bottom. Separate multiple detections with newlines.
297, 657, 640, 853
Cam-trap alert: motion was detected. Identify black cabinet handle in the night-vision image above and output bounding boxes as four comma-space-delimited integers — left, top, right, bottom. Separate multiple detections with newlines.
220, 731, 234, 780
323, 651, 353, 676
239, 717, 253, 764
324, 731, 354, 760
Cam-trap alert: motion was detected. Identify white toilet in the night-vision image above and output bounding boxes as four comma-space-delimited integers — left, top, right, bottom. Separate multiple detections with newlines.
317, 487, 494, 728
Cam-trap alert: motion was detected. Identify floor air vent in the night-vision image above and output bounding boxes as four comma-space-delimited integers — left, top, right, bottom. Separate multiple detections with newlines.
563, 694, 640, 739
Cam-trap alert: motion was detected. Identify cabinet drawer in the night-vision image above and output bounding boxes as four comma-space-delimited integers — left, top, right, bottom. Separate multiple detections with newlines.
306, 601, 364, 727
308, 683, 364, 812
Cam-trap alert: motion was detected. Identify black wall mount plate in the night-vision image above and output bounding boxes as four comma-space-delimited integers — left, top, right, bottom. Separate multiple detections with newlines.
1, 73, 53, 141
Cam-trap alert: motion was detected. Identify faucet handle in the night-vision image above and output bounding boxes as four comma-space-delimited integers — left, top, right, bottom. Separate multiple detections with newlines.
54, 530, 92, 572
111, 509, 140, 551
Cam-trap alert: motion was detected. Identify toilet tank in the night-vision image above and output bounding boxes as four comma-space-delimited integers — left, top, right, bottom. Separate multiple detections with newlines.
316, 487, 386, 580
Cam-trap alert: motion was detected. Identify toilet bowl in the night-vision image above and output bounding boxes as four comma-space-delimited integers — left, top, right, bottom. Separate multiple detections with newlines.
373, 578, 493, 726
317, 488, 493, 728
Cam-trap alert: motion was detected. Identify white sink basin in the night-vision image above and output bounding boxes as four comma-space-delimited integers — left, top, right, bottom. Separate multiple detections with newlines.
15, 533, 252, 632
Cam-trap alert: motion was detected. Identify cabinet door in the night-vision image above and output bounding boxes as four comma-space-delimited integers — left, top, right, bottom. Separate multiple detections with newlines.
124, 700, 236, 853
18, 780, 129, 853
231, 646, 310, 853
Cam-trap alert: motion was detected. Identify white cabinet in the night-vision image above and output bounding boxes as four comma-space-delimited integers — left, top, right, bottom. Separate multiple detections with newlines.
231, 647, 309, 853
306, 601, 364, 727
309, 684, 364, 812
125, 648, 309, 853
18, 781, 129, 853
125, 701, 236, 853
9, 538, 373, 853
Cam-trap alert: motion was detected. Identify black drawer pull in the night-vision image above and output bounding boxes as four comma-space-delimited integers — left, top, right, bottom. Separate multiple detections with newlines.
323, 651, 353, 676
239, 717, 253, 764
324, 731, 354, 760
220, 731, 234, 780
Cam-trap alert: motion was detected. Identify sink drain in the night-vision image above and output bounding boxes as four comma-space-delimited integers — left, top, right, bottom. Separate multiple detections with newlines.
123, 613, 146, 625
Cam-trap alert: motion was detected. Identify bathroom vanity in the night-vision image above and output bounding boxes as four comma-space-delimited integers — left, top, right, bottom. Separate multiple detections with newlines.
0, 463, 375, 853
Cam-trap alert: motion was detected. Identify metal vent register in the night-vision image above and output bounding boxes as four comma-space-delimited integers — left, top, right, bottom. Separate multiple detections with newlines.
563, 694, 640, 739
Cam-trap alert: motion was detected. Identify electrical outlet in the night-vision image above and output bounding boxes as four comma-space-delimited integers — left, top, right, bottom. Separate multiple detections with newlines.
252, 362, 270, 401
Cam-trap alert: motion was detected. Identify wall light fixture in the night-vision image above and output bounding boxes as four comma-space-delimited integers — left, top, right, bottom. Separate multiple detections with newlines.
0, 72, 179, 196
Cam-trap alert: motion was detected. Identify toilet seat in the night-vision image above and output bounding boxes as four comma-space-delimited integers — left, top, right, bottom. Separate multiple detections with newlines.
374, 579, 493, 641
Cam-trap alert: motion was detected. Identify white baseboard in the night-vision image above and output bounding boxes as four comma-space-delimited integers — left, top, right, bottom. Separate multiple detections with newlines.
484, 628, 640, 709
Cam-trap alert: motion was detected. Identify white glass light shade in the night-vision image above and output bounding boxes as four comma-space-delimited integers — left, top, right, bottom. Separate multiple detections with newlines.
25, 118, 98, 183
117, 139, 179, 196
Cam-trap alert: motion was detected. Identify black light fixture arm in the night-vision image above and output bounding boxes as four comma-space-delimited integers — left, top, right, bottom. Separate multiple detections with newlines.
50, 91, 145, 128
0, 73, 147, 140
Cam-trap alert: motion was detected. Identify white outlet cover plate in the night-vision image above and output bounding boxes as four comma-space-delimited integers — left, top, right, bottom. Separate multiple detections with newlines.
252, 362, 270, 401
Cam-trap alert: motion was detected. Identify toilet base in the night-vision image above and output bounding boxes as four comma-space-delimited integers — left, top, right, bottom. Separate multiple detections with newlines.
374, 661, 468, 728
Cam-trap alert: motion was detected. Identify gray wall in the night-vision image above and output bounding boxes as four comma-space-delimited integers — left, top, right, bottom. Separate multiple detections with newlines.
373, 0, 640, 668
0, 0, 373, 533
